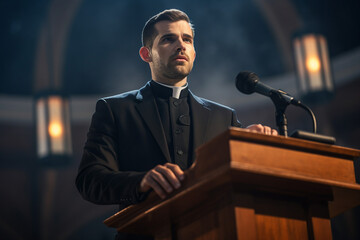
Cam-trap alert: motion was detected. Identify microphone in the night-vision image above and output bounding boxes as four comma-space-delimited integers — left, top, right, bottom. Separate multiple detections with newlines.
235, 71, 300, 105
235, 71, 335, 142
235, 71, 318, 137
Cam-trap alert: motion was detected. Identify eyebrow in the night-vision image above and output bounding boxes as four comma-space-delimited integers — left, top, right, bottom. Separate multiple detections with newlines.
160, 33, 193, 40
183, 33, 193, 39
160, 33, 175, 40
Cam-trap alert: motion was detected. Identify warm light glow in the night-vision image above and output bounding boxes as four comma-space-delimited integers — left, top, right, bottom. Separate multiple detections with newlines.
48, 122, 63, 137
306, 57, 321, 72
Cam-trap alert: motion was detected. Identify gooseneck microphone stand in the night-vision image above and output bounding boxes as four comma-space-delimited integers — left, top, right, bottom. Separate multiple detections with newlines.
268, 89, 334, 145
269, 89, 318, 137
235, 71, 334, 143
269, 90, 290, 137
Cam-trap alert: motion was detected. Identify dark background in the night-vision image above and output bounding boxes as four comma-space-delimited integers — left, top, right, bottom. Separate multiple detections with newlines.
0, 0, 360, 239
1, 0, 359, 95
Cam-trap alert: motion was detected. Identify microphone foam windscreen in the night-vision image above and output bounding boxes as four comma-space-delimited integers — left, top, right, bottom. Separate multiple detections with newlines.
235, 71, 259, 94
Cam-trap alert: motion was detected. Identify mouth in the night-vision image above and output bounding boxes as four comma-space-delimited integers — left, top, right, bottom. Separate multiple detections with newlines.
172, 55, 188, 62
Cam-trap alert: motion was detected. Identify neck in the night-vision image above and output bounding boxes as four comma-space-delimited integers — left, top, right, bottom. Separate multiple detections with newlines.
153, 77, 187, 87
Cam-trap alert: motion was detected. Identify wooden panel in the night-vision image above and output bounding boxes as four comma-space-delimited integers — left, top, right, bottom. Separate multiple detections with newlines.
235, 207, 257, 240
255, 214, 308, 240
217, 205, 238, 240
311, 217, 332, 240
329, 186, 360, 217
229, 140, 356, 183
307, 203, 332, 240
234, 194, 257, 240
175, 185, 238, 240
176, 210, 220, 240
154, 224, 172, 240
227, 128, 360, 159
254, 196, 309, 240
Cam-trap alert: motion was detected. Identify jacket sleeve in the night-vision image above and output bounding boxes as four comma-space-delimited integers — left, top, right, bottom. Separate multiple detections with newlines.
231, 109, 242, 128
75, 99, 147, 206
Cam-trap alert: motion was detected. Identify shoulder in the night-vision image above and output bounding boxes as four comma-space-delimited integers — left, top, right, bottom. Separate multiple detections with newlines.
191, 92, 242, 128
92, 90, 137, 114
191, 92, 236, 113
98, 82, 151, 107
101, 89, 139, 104
203, 98, 234, 111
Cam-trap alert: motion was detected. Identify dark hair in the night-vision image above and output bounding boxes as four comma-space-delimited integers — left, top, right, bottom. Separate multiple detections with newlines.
141, 9, 194, 48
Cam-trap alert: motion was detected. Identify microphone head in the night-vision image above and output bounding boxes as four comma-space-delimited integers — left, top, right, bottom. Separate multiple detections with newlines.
235, 71, 260, 94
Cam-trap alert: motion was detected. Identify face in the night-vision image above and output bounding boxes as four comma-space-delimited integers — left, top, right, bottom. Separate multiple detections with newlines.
142, 20, 196, 85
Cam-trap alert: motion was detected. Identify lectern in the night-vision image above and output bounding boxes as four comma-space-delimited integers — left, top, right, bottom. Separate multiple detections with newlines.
104, 128, 360, 239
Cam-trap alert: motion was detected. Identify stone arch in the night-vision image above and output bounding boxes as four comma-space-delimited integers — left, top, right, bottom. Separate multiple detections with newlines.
33, 0, 84, 92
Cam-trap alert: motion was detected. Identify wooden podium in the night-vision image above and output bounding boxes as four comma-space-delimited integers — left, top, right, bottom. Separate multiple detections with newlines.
104, 128, 360, 240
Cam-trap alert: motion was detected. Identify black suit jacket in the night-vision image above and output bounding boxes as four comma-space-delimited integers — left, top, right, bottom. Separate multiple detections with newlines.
76, 82, 241, 209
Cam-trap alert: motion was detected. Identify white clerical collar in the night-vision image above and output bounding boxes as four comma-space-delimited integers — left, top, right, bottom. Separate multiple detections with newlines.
154, 81, 188, 99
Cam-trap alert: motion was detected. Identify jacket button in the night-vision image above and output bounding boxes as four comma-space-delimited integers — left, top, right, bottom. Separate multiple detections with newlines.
173, 99, 182, 107
178, 115, 190, 125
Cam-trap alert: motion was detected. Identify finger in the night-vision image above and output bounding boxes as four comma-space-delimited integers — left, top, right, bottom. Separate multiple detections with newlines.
245, 124, 264, 132
253, 124, 263, 132
271, 129, 278, 136
151, 168, 175, 192
140, 171, 167, 199
164, 163, 185, 181
155, 165, 181, 189
143, 168, 173, 192
144, 173, 168, 199
264, 126, 271, 135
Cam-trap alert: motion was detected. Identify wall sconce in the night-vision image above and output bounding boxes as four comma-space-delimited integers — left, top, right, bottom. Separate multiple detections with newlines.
293, 33, 334, 103
35, 93, 72, 166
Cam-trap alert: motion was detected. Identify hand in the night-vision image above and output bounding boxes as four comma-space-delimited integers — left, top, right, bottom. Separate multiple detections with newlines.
245, 124, 278, 136
139, 163, 185, 199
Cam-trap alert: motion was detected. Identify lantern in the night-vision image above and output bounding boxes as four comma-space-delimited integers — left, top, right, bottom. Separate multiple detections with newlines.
35, 93, 72, 166
293, 33, 334, 103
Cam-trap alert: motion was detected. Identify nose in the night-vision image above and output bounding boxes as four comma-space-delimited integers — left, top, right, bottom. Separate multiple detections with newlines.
176, 38, 186, 52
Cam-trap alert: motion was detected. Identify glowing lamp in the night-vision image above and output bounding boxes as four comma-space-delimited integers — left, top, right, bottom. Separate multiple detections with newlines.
35, 93, 72, 166
293, 34, 334, 103
48, 122, 63, 137
306, 57, 320, 72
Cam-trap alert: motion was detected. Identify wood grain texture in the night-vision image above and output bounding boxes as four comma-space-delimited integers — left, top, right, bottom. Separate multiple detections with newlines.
229, 140, 356, 183
104, 128, 360, 239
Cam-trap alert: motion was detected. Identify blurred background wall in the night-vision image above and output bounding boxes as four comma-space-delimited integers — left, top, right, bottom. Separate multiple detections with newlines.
0, 0, 359, 239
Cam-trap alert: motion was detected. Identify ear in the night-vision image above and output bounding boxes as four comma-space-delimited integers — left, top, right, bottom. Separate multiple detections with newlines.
139, 47, 152, 62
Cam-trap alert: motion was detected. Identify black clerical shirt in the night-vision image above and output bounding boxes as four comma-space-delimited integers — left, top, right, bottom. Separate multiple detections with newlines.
150, 80, 192, 170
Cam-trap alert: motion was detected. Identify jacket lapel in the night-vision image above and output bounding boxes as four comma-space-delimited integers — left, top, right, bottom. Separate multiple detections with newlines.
189, 91, 211, 160
135, 83, 171, 163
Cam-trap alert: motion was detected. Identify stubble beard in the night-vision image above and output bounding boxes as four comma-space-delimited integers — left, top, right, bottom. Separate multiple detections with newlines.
155, 58, 193, 82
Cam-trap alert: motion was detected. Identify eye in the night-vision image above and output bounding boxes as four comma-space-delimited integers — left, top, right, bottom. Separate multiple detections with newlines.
161, 36, 174, 43
183, 37, 193, 43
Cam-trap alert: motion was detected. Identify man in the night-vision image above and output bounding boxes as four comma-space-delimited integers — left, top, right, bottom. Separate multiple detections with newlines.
76, 9, 277, 239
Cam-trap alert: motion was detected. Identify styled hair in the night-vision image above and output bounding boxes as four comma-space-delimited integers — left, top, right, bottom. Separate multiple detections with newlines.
141, 9, 194, 48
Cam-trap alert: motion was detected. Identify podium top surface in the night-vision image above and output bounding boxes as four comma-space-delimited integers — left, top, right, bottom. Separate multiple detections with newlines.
221, 127, 360, 159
